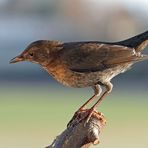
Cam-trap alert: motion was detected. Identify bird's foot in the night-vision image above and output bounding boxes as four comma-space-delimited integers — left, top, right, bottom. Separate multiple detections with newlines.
85, 107, 97, 124
72, 106, 85, 118
73, 107, 97, 125
67, 108, 102, 127
67, 109, 86, 128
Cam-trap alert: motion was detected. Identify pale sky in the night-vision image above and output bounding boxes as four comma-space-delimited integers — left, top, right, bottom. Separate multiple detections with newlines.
123, 0, 148, 17
85, 0, 148, 16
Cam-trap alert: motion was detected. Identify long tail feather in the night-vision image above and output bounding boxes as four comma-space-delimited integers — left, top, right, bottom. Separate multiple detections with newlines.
115, 31, 148, 52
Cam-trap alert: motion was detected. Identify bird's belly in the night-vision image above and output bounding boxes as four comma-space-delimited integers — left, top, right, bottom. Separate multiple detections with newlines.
96, 63, 132, 83
45, 63, 132, 88
61, 63, 132, 87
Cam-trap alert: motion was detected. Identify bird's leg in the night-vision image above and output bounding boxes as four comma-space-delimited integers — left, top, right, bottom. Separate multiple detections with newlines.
86, 82, 113, 123
69, 85, 102, 127
78, 84, 102, 111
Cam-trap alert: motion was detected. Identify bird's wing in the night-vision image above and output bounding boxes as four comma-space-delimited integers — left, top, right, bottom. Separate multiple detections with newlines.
60, 42, 137, 73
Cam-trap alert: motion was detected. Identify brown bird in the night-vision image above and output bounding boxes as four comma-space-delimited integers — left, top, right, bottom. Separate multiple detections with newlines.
10, 31, 148, 121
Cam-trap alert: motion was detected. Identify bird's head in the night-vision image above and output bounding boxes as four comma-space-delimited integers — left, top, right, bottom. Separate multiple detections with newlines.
10, 40, 62, 66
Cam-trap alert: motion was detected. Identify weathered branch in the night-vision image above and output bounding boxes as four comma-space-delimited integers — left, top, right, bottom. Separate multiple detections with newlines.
46, 109, 106, 148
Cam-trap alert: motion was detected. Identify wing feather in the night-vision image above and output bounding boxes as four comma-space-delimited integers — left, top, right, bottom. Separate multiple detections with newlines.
60, 42, 137, 73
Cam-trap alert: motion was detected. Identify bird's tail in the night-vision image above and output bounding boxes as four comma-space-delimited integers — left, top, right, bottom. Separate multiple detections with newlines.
116, 31, 148, 52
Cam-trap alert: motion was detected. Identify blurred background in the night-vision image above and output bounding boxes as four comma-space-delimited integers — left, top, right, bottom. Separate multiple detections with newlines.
0, 0, 148, 148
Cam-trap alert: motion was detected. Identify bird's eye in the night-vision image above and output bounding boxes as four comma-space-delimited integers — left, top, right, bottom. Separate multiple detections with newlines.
29, 52, 34, 57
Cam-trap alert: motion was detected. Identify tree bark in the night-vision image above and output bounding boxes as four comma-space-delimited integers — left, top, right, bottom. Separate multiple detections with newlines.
46, 109, 106, 148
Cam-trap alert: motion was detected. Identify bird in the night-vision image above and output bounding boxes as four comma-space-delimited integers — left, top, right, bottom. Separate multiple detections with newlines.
10, 31, 148, 121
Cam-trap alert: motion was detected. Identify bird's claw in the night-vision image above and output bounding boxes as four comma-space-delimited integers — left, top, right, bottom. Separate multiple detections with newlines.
84, 107, 96, 126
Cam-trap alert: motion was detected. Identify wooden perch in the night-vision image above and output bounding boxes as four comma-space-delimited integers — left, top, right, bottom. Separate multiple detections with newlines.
46, 109, 106, 148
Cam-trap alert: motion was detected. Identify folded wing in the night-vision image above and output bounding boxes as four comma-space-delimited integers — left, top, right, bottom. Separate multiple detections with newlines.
60, 42, 139, 73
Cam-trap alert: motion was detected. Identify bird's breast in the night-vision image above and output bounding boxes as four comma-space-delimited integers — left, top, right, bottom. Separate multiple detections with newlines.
43, 61, 75, 87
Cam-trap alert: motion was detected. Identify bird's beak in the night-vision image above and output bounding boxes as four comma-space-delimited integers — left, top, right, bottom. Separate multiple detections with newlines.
9, 55, 24, 64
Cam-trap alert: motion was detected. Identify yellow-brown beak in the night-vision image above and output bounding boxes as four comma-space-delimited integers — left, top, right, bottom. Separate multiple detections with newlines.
9, 55, 24, 64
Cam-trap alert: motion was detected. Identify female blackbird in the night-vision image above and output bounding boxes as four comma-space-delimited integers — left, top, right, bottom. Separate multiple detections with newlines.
10, 31, 148, 121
